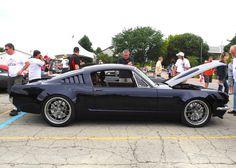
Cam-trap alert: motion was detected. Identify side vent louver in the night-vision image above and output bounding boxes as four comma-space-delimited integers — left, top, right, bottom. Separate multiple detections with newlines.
61, 74, 84, 84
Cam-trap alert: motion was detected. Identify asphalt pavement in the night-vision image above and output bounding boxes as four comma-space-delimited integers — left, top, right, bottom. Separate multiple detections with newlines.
0, 79, 235, 168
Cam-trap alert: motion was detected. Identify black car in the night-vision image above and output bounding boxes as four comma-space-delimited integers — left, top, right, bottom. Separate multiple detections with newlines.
0, 65, 9, 90
10, 62, 229, 127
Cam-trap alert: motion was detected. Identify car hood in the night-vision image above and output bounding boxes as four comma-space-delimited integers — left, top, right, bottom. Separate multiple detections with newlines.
165, 60, 225, 87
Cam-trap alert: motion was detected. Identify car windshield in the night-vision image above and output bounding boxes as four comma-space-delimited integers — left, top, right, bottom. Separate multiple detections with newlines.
135, 68, 157, 87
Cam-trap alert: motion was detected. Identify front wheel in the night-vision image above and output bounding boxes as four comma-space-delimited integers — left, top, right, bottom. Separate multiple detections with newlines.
42, 96, 75, 127
181, 99, 211, 127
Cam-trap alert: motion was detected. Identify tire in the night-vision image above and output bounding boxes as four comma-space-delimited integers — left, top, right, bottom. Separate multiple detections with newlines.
181, 99, 211, 127
42, 95, 75, 127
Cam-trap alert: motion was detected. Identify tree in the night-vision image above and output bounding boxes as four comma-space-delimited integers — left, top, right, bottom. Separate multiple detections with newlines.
224, 34, 236, 52
112, 27, 164, 65
78, 35, 93, 52
166, 33, 209, 64
96, 53, 116, 63
94, 47, 102, 55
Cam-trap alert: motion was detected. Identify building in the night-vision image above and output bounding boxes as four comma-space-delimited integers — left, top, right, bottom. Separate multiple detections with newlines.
102, 46, 114, 57
208, 46, 223, 54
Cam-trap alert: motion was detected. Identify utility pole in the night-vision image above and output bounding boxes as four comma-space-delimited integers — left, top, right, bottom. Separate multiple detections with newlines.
200, 42, 203, 64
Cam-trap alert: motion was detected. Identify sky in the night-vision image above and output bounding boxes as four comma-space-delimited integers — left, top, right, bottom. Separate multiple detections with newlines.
0, 0, 236, 56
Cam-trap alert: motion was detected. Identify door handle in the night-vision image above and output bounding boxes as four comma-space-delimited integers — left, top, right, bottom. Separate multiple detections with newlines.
95, 89, 102, 92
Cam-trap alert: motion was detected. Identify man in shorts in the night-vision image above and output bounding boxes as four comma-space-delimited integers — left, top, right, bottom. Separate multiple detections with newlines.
203, 56, 214, 88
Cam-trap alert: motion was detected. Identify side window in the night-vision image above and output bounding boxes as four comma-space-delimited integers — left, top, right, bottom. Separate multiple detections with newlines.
91, 72, 100, 87
91, 70, 136, 87
90, 71, 109, 87
133, 72, 149, 88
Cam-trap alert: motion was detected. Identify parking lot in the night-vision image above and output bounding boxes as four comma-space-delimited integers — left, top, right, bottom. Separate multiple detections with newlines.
0, 79, 236, 168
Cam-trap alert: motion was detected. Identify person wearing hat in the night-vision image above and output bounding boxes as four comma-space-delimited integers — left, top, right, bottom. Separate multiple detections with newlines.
174, 51, 191, 75
43, 55, 53, 75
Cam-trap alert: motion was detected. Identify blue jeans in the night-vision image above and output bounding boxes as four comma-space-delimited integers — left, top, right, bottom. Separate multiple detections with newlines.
218, 80, 228, 94
234, 83, 236, 111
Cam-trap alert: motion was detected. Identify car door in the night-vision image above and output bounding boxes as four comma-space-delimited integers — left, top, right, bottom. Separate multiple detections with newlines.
90, 70, 158, 113
156, 88, 184, 114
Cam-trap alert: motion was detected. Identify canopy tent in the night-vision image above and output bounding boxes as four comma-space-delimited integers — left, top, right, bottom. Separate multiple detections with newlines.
52, 40, 96, 62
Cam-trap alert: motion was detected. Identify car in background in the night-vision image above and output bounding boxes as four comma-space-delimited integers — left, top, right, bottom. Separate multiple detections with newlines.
0, 65, 9, 90
10, 61, 229, 127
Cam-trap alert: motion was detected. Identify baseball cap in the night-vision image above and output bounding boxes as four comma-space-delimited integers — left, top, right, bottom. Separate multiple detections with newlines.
44, 55, 49, 59
176, 52, 185, 57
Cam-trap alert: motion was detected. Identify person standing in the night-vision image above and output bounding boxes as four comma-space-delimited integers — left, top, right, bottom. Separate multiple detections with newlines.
155, 56, 163, 77
117, 49, 134, 82
5, 43, 27, 116
117, 49, 134, 66
216, 52, 229, 94
61, 56, 69, 73
202, 56, 214, 88
167, 59, 175, 79
43, 55, 53, 75
229, 45, 236, 115
228, 59, 234, 94
21, 50, 45, 83
68, 47, 80, 71
174, 52, 191, 75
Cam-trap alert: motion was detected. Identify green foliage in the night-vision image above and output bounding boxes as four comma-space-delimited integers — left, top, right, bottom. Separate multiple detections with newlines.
112, 26, 164, 65
0, 47, 4, 52
166, 33, 209, 64
95, 47, 102, 55
187, 56, 199, 67
97, 53, 117, 63
224, 34, 236, 52
78, 35, 93, 52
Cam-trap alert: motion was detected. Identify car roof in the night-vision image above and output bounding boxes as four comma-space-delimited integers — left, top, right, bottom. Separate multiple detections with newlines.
46, 64, 136, 82
82, 64, 136, 72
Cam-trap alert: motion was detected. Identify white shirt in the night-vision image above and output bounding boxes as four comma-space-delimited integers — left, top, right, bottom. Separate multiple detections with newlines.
28, 58, 45, 81
155, 60, 162, 75
7, 52, 27, 77
61, 59, 69, 68
233, 58, 236, 82
175, 58, 191, 73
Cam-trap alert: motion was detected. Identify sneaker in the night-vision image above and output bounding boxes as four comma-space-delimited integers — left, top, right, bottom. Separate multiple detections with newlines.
228, 110, 236, 114
9, 109, 18, 116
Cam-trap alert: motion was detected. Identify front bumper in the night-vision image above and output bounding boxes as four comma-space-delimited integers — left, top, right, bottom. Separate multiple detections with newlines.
214, 105, 229, 119
216, 105, 230, 111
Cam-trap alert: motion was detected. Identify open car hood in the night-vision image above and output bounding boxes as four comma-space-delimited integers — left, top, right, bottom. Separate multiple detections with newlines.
165, 61, 225, 87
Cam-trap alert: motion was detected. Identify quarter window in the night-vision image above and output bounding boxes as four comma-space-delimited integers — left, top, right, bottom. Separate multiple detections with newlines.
133, 72, 149, 88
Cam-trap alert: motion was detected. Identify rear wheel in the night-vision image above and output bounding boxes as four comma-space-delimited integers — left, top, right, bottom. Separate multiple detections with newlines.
42, 96, 75, 127
181, 99, 211, 127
